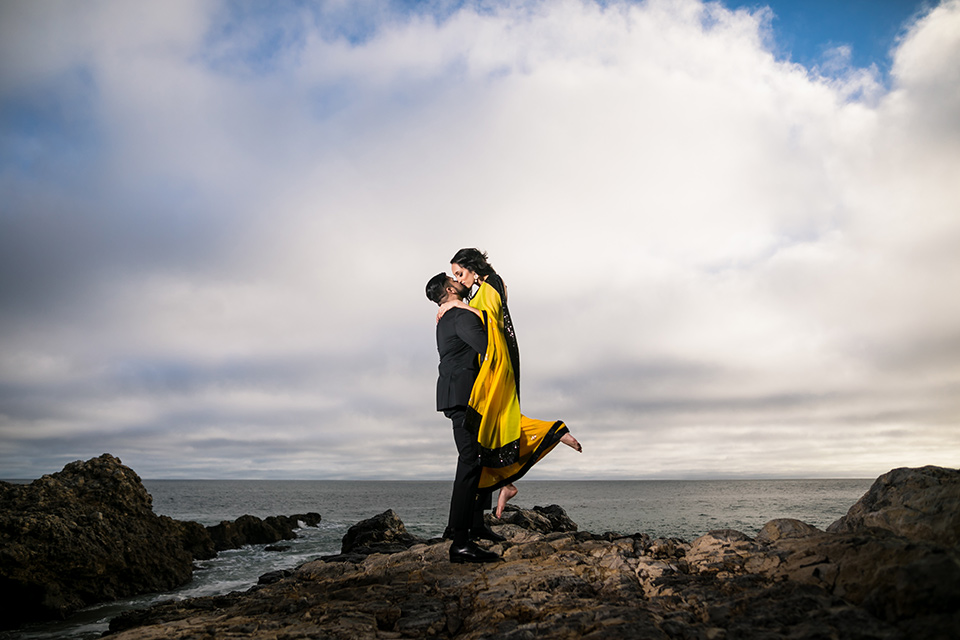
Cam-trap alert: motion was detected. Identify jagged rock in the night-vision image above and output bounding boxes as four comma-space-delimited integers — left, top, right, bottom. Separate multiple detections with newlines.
827, 465, 960, 547
530, 504, 578, 532
171, 518, 217, 560
0, 454, 194, 628
339, 508, 425, 555
0, 455, 323, 630
490, 504, 556, 533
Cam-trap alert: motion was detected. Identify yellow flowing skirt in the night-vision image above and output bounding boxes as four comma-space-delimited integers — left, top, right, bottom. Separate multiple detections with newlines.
466, 283, 567, 493
478, 415, 567, 491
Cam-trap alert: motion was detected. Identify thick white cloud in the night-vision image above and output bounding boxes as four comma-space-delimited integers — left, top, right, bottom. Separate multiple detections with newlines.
1, 0, 958, 479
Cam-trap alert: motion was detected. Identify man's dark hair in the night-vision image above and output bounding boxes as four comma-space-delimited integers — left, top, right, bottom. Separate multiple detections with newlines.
425, 272, 450, 305
450, 248, 496, 277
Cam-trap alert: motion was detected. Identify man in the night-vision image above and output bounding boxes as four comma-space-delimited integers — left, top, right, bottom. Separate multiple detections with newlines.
426, 272, 500, 564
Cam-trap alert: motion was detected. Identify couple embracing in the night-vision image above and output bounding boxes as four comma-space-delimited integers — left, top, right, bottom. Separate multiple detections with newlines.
426, 248, 582, 564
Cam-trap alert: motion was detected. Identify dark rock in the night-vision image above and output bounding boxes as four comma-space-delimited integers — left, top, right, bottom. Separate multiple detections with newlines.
532, 504, 578, 532
339, 508, 424, 554
207, 514, 289, 550
258, 569, 294, 584
171, 519, 217, 560
196, 512, 321, 555
486, 503, 575, 535
490, 504, 555, 533
0, 455, 323, 631
0, 454, 194, 628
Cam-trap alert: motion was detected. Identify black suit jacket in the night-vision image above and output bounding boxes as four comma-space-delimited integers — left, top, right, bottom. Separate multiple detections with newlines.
436, 307, 487, 411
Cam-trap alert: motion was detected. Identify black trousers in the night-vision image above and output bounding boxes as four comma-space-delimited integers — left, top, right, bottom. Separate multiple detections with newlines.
445, 407, 489, 544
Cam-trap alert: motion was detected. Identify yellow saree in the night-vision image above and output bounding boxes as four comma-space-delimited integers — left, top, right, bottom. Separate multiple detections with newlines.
465, 278, 568, 492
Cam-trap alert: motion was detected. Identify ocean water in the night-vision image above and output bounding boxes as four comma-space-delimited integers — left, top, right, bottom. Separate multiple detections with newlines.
3, 478, 873, 640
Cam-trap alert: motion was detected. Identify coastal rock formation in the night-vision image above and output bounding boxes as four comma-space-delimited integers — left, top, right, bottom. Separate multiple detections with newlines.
171, 511, 322, 562
827, 465, 960, 547
340, 508, 425, 555
314, 508, 431, 564
206, 512, 322, 553
0, 454, 194, 628
0, 454, 321, 629
491, 503, 579, 534
106, 467, 960, 640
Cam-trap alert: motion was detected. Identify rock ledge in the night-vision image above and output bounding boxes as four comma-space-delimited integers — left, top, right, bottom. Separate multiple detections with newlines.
105, 466, 960, 640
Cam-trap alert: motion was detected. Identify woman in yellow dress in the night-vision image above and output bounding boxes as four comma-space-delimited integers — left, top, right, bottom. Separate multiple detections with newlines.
440, 248, 581, 517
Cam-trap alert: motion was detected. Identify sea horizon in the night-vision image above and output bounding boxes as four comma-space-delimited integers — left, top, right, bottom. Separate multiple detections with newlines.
5, 474, 878, 483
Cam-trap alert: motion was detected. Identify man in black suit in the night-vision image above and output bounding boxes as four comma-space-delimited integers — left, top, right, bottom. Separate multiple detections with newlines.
426, 272, 500, 564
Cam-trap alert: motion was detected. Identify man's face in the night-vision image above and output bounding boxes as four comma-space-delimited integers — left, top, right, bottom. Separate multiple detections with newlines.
447, 278, 468, 300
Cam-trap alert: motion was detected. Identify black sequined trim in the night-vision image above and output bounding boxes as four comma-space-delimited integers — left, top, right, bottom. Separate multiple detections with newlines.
479, 439, 521, 469
501, 303, 520, 399
478, 421, 568, 494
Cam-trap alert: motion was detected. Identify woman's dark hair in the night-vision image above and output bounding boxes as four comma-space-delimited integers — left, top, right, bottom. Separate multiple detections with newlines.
425, 272, 450, 305
450, 248, 496, 277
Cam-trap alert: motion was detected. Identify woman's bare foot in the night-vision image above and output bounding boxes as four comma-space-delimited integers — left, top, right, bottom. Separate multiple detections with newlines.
496, 484, 518, 518
561, 433, 582, 452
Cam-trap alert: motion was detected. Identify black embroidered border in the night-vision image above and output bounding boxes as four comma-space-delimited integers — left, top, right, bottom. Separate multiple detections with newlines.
478, 421, 569, 494
465, 406, 519, 468
479, 439, 520, 469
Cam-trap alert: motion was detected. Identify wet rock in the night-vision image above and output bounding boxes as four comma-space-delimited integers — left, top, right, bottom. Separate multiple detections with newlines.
206, 512, 321, 552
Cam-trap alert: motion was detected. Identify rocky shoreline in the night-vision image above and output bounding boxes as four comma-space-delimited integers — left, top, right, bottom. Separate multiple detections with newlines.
2, 456, 959, 639
0, 454, 320, 629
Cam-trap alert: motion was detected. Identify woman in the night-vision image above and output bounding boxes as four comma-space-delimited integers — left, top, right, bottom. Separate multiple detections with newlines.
440, 248, 581, 517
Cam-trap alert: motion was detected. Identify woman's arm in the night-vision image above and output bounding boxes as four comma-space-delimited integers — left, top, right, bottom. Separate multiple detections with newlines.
436, 299, 483, 323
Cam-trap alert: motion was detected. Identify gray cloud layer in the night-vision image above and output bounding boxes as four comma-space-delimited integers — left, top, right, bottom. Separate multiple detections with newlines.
1, 0, 958, 479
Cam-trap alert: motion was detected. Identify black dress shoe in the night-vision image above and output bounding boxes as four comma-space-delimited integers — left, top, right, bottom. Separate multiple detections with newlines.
470, 525, 505, 542
449, 541, 500, 564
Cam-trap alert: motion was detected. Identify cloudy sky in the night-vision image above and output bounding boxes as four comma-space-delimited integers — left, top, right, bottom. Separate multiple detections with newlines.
1, 0, 958, 481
